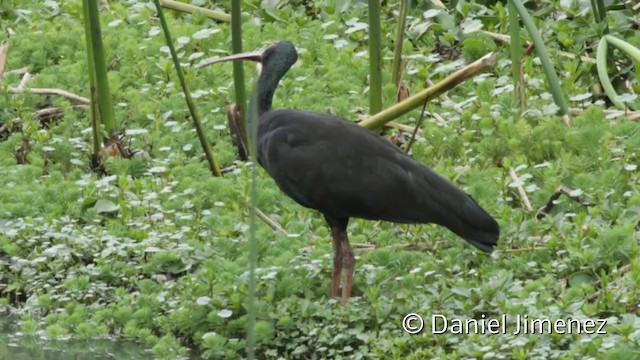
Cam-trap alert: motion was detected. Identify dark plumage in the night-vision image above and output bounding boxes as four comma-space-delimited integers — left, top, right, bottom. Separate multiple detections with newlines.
212, 41, 499, 304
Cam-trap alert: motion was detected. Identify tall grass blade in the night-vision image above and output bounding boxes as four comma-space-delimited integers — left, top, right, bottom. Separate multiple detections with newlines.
246, 80, 259, 360
368, 0, 382, 114
152, 0, 222, 176
508, 0, 524, 112
391, 0, 409, 86
509, 0, 569, 116
82, 0, 101, 156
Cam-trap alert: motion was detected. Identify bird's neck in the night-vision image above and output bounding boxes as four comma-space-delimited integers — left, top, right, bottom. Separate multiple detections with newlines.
247, 68, 282, 133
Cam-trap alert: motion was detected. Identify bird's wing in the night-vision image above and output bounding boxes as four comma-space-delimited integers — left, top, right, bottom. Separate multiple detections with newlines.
258, 109, 499, 250
258, 109, 455, 221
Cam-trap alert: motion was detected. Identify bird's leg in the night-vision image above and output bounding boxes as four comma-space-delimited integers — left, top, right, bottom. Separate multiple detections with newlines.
326, 216, 350, 301
340, 232, 355, 305
330, 226, 343, 299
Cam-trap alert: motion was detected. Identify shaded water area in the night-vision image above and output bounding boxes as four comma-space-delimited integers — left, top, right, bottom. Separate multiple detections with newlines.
0, 317, 154, 360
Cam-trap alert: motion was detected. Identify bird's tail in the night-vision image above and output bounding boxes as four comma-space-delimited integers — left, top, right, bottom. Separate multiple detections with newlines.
444, 194, 499, 252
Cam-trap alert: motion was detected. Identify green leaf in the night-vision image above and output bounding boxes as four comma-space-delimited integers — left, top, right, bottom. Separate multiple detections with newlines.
80, 197, 98, 213
568, 272, 595, 287
94, 199, 119, 214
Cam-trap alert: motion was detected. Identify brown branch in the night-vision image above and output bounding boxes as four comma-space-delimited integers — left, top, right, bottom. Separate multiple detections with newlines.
536, 185, 595, 219
528, 235, 551, 242
226, 104, 248, 161
1, 106, 88, 133
8, 86, 90, 104
586, 264, 632, 301
0, 41, 9, 87
16, 72, 31, 90
384, 121, 422, 134
404, 98, 429, 153
509, 168, 533, 211
3, 67, 28, 77
396, 79, 410, 103
427, 111, 448, 127
500, 247, 548, 253
255, 208, 288, 235
570, 107, 640, 121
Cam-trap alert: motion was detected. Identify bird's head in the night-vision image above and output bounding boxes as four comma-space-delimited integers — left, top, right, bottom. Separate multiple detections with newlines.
197, 40, 298, 73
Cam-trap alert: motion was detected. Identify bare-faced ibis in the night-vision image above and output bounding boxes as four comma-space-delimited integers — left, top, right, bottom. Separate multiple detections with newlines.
211, 41, 499, 304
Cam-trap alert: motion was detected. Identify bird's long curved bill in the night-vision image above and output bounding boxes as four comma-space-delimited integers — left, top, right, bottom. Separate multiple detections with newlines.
196, 51, 262, 69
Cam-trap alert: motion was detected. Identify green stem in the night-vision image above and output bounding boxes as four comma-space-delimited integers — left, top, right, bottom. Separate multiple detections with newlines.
360, 53, 497, 129
160, 0, 231, 22
391, 0, 408, 86
153, 0, 222, 176
82, 0, 101, 155
246, 80, 259, 360
231, 0, 248, 147
508, 0, 523, 112
596, 36, 639, 111
86, 0, 117, 139
368, 0, 382, 114
594, 0, 608, 33
509, 0, 569, 116
589, 0, 601, 23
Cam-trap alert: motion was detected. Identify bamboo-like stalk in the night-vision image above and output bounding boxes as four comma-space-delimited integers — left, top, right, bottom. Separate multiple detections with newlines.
160, 0, 231, 22
153, 0, 222, 176
368, 0, 382, 114
86, 0, 117, 139
359, 52, 497, 129
82, 0, 101, 156
391, 0, 409, 86
509, 0, 569, 116
508, 1, 524, 112
231, 0, 248, 148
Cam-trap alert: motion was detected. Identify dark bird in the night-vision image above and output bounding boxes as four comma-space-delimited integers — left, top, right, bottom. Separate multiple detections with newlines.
210, 41, 499, 304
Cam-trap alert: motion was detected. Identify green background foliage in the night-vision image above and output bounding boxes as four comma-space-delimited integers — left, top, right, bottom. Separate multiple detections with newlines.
0, 0, 639, 359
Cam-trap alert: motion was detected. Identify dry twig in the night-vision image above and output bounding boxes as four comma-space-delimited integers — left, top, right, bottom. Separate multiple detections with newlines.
255, 208, 288, 235
536, 185, 595, 219
509, 168, 533, 211
570, 107, 640, 121
3, 67, 28, 77
384, 121, 421, 134
0, 41, 9, 87
8, 86, 90, 104
226, 104, 249, 161
586, 264, 632, 301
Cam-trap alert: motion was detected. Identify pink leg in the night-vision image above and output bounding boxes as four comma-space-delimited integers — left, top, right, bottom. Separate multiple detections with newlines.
340, 233, 355, 305
330, 227, 343, 299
